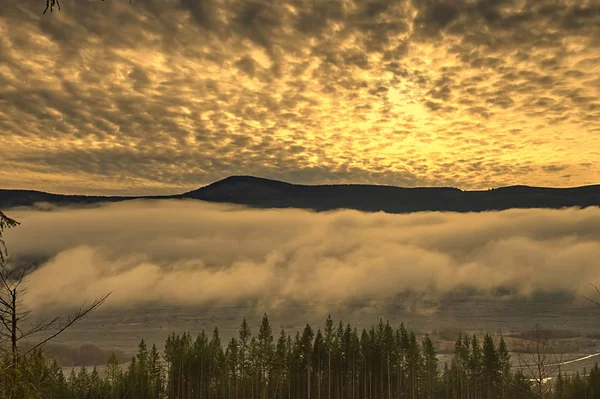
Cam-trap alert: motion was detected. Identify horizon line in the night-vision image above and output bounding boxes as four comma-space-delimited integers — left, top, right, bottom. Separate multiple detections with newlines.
1, 175, 600, 198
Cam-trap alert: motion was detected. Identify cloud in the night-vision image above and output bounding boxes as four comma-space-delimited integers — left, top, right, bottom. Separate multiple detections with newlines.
4, 201, 600, 317
0, 0, 599, 195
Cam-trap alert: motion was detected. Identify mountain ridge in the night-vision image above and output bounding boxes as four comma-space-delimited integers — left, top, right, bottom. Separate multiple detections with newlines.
1, 175, 600, 213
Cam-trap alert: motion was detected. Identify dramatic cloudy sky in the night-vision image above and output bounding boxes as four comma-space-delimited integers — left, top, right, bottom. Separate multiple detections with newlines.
1, 0, 599, 194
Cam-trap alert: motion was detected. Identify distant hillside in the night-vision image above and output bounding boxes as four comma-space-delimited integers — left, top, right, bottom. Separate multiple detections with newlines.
2, 175, 600, 213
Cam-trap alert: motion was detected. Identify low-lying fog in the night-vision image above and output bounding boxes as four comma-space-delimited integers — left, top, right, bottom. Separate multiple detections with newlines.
4, 200, 600, 354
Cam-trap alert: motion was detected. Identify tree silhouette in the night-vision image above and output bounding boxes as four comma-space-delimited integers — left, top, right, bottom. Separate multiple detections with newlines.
0, 210, 110, 397
517, 325, 561, 398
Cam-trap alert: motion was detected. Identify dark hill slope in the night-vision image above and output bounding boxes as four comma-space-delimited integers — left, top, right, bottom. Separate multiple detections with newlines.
2, 176, 600, 213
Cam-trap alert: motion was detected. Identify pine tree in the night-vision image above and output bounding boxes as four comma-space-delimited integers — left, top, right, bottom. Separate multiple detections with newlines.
469, 335, 483, 399
274, 329, 287, 399
105, 352, 122, 399
454, 334, 470, 399
350, 327, 361, 399
587, 363, 600, 399
68, 369, 77, 397
336, 321, 345, 399
361, 329, 371, 399
397, 324, 410, 399
555, 370, 564, 399
211, 326, 226, 398
407, 332, 421, 399
313, 329, 325, 399
136, 339, 150, 398
75, 366, 90, 399
149, 343, 164, 399
239, 318, 252, 399
48, 359, 70, 399
442, 362, 452, 399
286, 334, 294, 399
382, 321, 394, 399
301, 324, 315, 399
497, 337, 511, 399
324, 315, 334, 399
292, 332, 302, 398
194, 330, 209, 399
89, 367, 103, 398
481, 334, 500, 399
226, 337, 240, 399
125, 357, 137, 398
258, 313, 274, 399
422, 334, 438, 399
343, 323, 354, 399
249, 336, 260, 398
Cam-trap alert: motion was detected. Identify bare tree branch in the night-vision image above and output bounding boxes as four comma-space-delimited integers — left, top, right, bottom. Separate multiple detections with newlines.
583, 283, 600, 308
18, 292, 111, 360
0, 211, 19, 265
15, 317, 60, 342
42, 0, 60, 14
0, 209, 110, 391
517, 325, 558, 397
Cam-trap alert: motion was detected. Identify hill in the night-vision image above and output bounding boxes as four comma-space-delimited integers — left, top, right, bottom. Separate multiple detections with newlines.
1, 175, 600, 213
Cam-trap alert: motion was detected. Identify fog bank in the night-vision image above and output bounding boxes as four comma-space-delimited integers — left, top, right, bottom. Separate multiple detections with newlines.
4, 201, 600, 313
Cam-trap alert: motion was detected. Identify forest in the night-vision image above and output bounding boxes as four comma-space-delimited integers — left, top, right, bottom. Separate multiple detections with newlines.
2, 314, 600, 399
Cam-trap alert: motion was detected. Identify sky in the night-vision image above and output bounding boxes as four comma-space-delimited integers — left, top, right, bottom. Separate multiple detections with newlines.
1, 0, 599, 195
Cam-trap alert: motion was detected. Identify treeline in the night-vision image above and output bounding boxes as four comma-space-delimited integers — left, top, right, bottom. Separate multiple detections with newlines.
0, 315, 597, 398
555, 364, 600, 398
